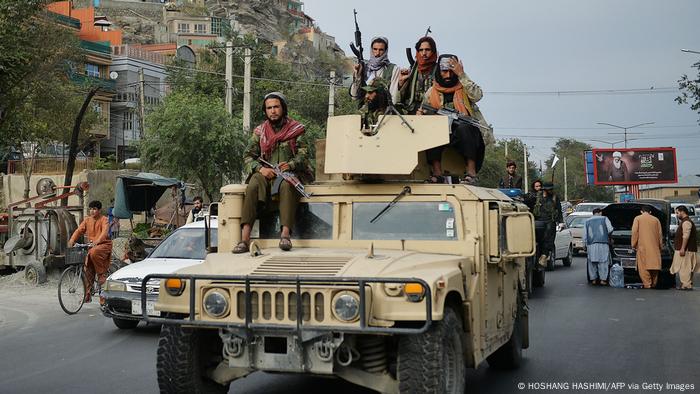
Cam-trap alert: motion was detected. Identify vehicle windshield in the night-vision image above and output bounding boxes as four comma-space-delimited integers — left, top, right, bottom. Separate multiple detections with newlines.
352, 202, 457, 240
149, 228, 218, 260
255, 203, 333, 240
566, 216, 588, 228
574, 204, 605, 213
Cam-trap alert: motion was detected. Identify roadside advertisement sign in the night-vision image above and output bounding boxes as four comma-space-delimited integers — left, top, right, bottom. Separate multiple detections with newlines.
592, 147, 677, 185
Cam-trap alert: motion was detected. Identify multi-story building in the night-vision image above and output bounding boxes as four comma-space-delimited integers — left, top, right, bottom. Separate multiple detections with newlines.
105, 45, 170, 162
47, 1, 122, 156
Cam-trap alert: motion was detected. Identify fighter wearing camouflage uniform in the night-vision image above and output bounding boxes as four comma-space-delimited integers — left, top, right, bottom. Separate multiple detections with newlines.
399, 36, 438, 114
358, 78, 390, 133
533, 183, 563, 267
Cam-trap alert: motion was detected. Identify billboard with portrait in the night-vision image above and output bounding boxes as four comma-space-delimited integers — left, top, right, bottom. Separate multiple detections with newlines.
592, 147, 677, 185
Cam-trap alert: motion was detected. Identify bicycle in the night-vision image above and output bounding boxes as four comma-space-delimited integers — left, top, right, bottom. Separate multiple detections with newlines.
58, 243, 120, 315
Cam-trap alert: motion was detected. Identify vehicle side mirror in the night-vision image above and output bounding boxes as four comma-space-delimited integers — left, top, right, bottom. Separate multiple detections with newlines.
557, 223, 566, 232
502, 212, 536, 258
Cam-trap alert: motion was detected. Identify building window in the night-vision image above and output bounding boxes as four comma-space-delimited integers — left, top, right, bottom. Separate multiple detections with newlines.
674, 190, 679, 197
194, 23, 206, 34
86, 63, 100, 77
122, 110, 133, 132
177, 23, 190, 33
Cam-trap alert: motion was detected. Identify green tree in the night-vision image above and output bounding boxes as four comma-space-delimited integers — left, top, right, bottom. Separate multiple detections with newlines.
0, 0, 98, 198
479, 139, 540, 189
140, 90, 246, 201
676, 59, 700, 123
542, 138, 614, 202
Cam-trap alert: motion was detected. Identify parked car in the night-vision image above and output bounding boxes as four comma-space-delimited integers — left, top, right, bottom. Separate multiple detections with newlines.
565, 213, 592, 255
669, 214, 678, 239
550, 219, 574, 270
602, 200, 674, 289
670, 203, 695, 216
573, 202, 609, 214
101, 219, 217, 329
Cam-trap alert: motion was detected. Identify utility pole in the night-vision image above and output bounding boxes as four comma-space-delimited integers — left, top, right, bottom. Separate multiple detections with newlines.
328, 70, 335, 117
243, 47, 252, 133
139, 67, 146, 138
564, 157, 568, 201
523, 145, 528, 193
596, 122, 653, 148
504, 140, 508, 158
225, 41, 233, 115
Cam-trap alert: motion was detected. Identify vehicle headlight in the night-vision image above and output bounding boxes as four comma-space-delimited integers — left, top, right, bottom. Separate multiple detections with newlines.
105, 280, 126, 292
203, 289, 229, 318
332, 291, 360, 322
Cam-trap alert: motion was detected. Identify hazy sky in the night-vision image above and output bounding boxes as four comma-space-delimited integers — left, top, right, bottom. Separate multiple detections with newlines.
303, 0, 700, 177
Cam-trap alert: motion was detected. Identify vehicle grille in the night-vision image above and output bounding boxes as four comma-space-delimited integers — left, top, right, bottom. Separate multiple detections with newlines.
613, 247, 635, 258
234, 289, 326, 323
251, 255, 351, 277
127, 279, 160, 295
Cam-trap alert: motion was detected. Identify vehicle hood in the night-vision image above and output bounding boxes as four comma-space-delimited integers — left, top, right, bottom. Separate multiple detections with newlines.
174, 248, 464, 284
569, 227, 584, 238
109, 257, 205, 282
602, 200, 670, 239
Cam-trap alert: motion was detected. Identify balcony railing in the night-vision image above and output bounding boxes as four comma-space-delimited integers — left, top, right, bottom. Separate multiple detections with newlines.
5, 158, 95, 175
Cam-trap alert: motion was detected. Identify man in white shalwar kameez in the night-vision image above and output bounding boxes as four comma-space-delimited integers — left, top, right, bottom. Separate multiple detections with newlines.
583, 208, 614, 285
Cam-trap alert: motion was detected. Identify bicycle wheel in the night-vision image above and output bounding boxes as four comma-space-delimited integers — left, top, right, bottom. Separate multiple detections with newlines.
58, 265, 86, 315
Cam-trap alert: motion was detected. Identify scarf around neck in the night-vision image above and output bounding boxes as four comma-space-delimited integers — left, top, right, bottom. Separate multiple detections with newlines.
429, 81, 472, 116
255, 118, 305, 160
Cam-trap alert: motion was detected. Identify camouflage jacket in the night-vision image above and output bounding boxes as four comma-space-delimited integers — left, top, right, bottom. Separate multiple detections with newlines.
398, 64, 437, 113
243, 124, 309, 177
358, 104, 386, 130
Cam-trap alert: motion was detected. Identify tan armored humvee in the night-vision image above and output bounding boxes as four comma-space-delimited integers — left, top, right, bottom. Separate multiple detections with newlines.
146, 114, 536, 394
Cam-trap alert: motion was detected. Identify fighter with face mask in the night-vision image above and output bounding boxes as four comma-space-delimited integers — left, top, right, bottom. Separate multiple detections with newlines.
350, 36, 402, 104
419, 54, 491, 184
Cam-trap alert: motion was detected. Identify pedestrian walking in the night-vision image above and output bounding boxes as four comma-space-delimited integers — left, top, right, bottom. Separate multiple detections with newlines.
631, 205, 663, 288
583, 208, 613, 285
670, 205, 698, 290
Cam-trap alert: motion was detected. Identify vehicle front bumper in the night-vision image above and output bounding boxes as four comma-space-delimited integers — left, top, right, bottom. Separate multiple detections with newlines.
101, 290, 160, 321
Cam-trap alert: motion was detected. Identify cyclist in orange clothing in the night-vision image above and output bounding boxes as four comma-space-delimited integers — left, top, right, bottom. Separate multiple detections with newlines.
68, 200, 112, 301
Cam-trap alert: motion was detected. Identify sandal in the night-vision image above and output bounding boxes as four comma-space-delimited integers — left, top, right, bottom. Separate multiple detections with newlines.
232, 240, 250, 254
425, 175, 445, 184
279, 237, 292, 251
460, 174, 479, 185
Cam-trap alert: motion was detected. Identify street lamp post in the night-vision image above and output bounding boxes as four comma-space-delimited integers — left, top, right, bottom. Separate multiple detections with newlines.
588, 139, 627, 148
596, 122, 654, 148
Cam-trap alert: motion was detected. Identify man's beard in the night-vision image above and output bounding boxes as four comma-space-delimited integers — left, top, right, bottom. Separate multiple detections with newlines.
267, 115, 284, 127
367, 98, 381, 111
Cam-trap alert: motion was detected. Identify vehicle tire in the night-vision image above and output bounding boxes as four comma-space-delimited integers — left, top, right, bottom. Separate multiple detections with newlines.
546, 253, 555, 271
24, 262, 47, 285
157, 324, 230, 394
562, 245, 573, 267
113, 317, 139, 330
397, 306, 465, 394
58, 265, 86, 315
532, 268, 545, 288
487, 297, 524, 370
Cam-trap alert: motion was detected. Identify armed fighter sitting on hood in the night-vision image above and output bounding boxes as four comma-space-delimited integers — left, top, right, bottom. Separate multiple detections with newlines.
233, 92, 309, 254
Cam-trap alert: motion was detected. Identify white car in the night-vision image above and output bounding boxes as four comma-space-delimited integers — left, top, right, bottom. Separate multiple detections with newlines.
101, 219, 217, 329
550, 220, 574, 270
573, 202, 609, 214
565, 213, 593, 255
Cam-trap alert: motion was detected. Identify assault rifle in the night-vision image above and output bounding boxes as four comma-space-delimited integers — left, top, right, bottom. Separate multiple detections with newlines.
419, 104, 489, 131
349, 9, 366, 107
258, 157, 312, 199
